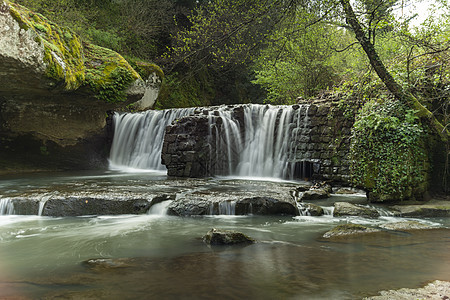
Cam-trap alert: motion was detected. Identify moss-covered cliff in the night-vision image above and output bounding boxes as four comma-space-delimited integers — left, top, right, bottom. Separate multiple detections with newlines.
0, 0, 163, 173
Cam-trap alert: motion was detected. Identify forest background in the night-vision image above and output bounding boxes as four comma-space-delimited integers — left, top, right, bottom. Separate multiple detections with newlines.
9, 0, 450, 198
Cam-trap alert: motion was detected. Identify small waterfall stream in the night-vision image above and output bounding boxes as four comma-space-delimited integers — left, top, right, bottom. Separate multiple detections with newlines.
109, 108, 195, 170
110, 104, 309, 179
0, 198, 14, 215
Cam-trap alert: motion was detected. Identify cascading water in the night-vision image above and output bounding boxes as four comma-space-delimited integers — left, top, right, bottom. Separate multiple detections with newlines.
0, 198, 14, 215
109, 108, 195, 170
110, 104, 309, 179
209, 104, 309, 179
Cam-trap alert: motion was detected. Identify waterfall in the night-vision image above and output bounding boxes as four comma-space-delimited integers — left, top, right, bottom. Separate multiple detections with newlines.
209, 104, 309, 179
109, 108, 195, 170
0, 198, 14, 215
109, 104, 309, 179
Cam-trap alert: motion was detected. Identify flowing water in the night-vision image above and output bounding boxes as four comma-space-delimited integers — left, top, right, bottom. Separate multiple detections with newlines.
0, 171, 449, 299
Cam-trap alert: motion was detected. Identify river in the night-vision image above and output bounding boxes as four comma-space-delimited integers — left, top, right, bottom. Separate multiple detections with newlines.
0, 171, 449, 299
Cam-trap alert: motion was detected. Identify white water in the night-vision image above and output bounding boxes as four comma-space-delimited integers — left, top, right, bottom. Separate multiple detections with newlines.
109, 108, 195, 170
148, 201, 172, 215
0, 198, 14, 215
110, 104, 309, 179
209, 104, 309, 179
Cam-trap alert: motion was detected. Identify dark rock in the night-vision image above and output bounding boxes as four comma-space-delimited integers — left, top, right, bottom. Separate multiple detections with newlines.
333, 202, 380, 218
41, 198, 151, 217
323, 224, 381, 238
203, 228, 255, 245
235, 197, 298, 216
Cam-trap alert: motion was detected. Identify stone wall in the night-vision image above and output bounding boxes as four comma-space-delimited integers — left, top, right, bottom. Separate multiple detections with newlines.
161, 98, 358, 184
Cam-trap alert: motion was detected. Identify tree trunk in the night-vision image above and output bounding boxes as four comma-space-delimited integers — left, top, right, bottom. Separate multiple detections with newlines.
339, 0, 448, 142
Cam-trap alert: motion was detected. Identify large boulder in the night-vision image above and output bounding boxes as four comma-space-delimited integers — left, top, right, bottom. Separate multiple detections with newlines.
203, 228, 255, 245
333, 202, 380, 218
0, 1, 162, 172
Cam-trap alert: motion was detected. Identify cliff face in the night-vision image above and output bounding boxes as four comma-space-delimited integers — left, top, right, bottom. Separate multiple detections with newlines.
0, 1, 161, 173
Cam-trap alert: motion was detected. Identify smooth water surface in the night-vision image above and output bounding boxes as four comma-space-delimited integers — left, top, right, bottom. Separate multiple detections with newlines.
0, 171, 449, 299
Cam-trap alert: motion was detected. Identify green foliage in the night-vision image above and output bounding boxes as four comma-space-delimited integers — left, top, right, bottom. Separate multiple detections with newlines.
155, 72, 213, 109
350, 98, 429, 201
252, 23, 341, 104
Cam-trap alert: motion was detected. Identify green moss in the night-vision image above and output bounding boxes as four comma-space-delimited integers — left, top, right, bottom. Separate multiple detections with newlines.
9, 6, 29, 30
6, 1, 163, 103
126, 57, 164, 80
8, 1, 85, 90
83, 43, 139, 103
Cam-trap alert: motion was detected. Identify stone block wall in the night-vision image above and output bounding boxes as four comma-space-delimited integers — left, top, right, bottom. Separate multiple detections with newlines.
161, 99, 358, 184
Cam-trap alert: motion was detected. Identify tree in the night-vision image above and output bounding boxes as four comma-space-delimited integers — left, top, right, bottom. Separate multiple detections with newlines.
339, 0, 448, 141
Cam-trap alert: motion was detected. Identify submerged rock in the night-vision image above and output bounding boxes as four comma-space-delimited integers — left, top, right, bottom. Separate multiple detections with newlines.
323, 224, 381, 238
333, 202, 380, 218
364, 280, 450, 300
203, 228, 255, 245
379, 221, 435, 231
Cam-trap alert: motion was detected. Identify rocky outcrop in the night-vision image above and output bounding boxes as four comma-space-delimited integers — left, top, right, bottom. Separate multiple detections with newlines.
333, 202, 380, 218
322, 224, 381, 238
203, 228, 255, 245
0, 1, 162, 172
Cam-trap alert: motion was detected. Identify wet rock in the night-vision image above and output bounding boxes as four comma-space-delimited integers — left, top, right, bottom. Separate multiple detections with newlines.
364, 280, 450, 300
300, 189, 330, 201
167, 195, 298, 216
323, 224, 381, 238
41, 198, 151, 217
390, 201, 450, 218
379, 221, 435, 231
333, 202, 380, 218
203, 228, 255, 245
167, 198, 211, 216
298, 203, 324, 216
235, 197, 298, 216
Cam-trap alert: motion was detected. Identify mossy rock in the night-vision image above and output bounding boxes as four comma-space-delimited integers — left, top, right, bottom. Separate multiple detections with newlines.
4, 1, 161, 104
7, 1, 85, 90
83, 43, 140, 103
